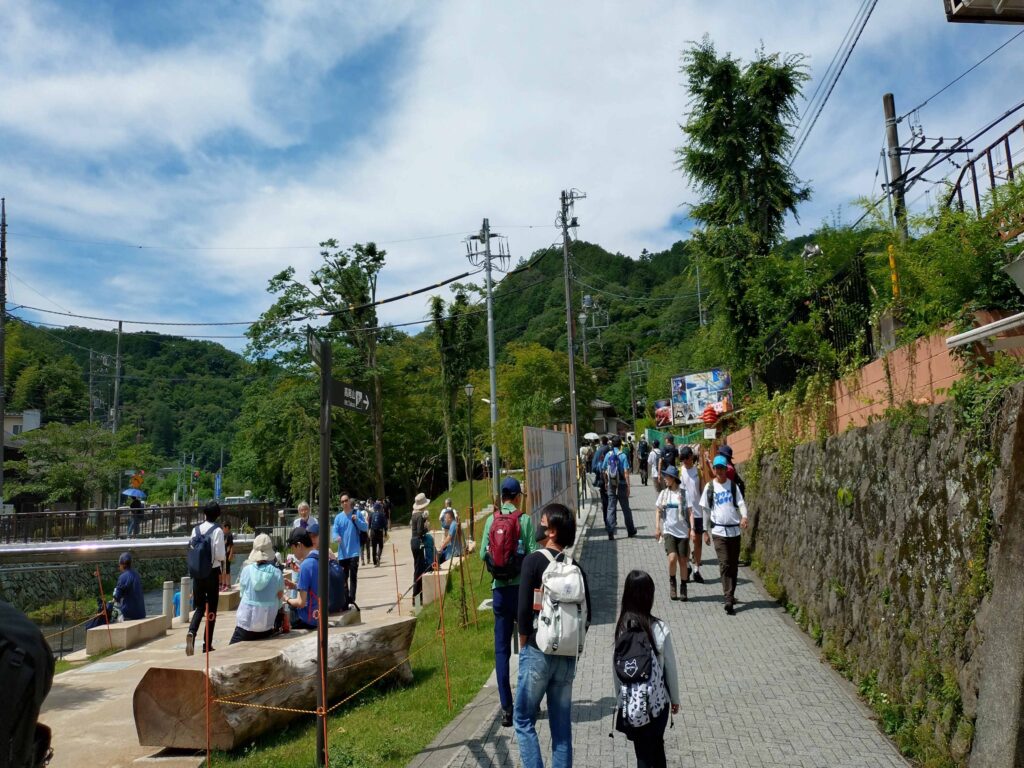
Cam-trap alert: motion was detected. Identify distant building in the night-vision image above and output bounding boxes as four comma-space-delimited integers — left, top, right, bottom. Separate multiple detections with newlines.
5, 409, 41, 441
590, 399, 630, 437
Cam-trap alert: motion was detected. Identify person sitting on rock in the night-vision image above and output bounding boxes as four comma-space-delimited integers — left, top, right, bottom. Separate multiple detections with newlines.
230, 533, 284, 644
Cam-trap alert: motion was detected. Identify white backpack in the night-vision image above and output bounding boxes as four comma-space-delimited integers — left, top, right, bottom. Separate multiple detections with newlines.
534, 550, 587, 657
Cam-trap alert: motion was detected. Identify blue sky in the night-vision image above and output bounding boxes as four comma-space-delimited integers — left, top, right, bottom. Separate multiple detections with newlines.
4, 0, 1023, 350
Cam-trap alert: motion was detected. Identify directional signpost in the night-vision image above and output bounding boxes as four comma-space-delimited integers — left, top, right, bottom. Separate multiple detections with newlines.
305, 328, 372, 767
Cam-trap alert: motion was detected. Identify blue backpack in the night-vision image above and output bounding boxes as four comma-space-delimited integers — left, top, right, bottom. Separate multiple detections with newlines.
307, 552, 349, 613
605, 450, 623, 489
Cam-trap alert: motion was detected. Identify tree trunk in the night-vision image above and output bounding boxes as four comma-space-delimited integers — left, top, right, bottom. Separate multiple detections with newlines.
443, 387, 456, 489
133, 615, 416, 751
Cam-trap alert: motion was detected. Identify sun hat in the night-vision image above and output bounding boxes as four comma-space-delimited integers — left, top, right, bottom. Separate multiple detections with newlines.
717, 445, 734, 459
713, 455, 729, 468
412, 492, 431, 511
247, 533, 276, 564
661, 465, 680, 481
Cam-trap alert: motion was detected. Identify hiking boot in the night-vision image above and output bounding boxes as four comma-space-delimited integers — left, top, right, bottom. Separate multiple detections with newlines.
725, 603, 736, 616
669, 576, 678, 601
680, 580, 688, 602
185, 633, 195, 657
608, 533, 615, 540
501, 708, 513, 728
693, 570, 704, 584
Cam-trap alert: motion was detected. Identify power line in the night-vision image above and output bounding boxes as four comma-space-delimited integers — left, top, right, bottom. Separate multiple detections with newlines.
791, 0, 879, 164
897, 28, 1024, 123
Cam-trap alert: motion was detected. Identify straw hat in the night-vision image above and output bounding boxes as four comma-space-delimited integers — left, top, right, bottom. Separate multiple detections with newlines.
246, 533, 276, 564
412, 492, 431, 511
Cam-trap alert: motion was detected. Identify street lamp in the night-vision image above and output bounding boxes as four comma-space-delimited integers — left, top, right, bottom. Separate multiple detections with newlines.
464, 383, 475, 541
578, 311, 589, 367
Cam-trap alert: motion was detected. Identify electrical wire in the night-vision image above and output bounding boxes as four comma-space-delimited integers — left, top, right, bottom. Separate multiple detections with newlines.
897, 28, 1024, 123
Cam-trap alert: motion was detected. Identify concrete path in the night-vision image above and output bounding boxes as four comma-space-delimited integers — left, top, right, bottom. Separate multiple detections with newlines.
441, 483, 909, 768
40, 515, 472, 768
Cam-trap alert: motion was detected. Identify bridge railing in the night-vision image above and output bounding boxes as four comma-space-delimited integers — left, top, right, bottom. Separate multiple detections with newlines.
0, 503, 283, 544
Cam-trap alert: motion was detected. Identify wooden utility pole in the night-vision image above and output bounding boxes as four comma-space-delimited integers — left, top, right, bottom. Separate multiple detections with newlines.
883, 93, 908, 239
112, 321, 122, 433
0, 199, 7, 509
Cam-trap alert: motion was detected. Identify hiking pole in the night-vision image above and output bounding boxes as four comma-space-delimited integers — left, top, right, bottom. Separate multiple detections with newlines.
386, 568, 432, 614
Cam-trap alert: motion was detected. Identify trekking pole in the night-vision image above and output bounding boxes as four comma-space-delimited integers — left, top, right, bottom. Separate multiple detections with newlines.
94, 567, 114, 652
434, 564, 453, 713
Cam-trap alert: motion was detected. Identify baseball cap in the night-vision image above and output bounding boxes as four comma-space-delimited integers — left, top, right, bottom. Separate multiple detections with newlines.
717, 445, 734, 459
500, 477, 523, 496
713, 455, 728, 468
118, 552, 133, 566
307, 521, 320, 535
287, 528, 312, 547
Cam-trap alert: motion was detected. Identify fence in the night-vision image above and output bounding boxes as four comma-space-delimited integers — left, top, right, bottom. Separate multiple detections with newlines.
0, 503, 278, 544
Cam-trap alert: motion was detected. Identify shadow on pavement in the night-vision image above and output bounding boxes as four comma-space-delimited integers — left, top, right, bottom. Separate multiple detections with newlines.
572, 695, 617, 724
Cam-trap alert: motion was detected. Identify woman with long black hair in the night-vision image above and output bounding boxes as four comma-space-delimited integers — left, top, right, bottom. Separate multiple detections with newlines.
613, 569, 680, 768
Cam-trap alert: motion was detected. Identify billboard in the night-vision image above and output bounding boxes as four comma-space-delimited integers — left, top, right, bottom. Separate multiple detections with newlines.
653, 399, 672, 428
523, 427, 578, 526
670, 369, 733, 426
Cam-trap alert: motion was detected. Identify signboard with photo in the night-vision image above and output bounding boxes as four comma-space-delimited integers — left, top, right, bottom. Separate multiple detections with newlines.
670, 369, 733, 426
653, 399, 672, 428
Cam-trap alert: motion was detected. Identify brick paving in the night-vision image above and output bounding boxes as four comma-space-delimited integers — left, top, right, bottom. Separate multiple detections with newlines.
444, 483, 908, 768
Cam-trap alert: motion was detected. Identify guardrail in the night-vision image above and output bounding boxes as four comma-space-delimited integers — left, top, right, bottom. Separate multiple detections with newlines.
0, 503, 286, 544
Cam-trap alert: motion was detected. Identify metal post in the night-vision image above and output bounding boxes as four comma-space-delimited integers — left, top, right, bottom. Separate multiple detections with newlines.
88, 351, 94, 424
0, 199, 6, 511
482, 219, 500, 500
883, 93, 908, 239
559, 191, 581, 507
579, 312, 589, 366
316, 337, 331, 767
466, 388, 475, 542
112, 320, 123, 433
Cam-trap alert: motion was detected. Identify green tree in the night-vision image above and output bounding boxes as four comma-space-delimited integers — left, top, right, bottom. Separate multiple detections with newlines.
11, 355, 88, 424
6, 423, 160, 509
430, 290, 481, 489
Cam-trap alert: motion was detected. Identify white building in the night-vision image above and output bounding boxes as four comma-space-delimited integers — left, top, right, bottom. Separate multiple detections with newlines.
5, 409, 41, 440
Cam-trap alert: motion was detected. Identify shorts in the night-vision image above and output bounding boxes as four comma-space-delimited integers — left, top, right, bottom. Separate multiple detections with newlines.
692, 517, 704, 535
663, 533, 689, 558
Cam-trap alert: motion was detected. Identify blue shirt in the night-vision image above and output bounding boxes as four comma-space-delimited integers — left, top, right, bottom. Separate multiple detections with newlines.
113, 568, 146, 621
442, 520, 462, 561
332, 510, 368, 559
296, 553, 321, 627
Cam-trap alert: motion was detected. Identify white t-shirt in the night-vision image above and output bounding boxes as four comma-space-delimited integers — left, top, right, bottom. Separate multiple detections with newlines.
699, 479, 748, 536
655, 486, 689, 538
195, 520, 227, 570
681, 464, 701, 519
647, 448, 660, 477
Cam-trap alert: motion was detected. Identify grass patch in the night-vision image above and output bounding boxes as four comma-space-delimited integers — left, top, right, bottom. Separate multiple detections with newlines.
215, 576, 496, 768
391, 478, 496, 527
27, 597, 97, 625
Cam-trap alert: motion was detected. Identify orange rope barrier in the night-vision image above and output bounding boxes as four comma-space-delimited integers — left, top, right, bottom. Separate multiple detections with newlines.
327, 640, 437, 717
205, 610, 212, 767
94, 568, 114, 652
434, 564, 453, 713
391, 541, 401, 616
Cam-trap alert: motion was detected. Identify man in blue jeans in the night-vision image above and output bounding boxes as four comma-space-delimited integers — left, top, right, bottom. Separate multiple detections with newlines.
515, 503, 591, 768
480, 477, 536, 727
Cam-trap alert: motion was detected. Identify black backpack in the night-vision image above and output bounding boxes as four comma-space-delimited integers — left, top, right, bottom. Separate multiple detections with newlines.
0, 601, 54, 768
370, 509, 387, 530
187, 522, 220, 579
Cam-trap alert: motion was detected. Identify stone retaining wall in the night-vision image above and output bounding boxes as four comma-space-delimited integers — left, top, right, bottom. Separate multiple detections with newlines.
742, 382, 1024, 767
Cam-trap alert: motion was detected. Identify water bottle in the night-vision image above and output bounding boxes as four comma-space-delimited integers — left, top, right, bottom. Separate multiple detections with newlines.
281, 603, 291, 633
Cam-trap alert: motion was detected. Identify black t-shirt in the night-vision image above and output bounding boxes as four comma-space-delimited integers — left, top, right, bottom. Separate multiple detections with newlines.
660, 445, 679, 471
224, 532, 234, 553
516, 547, 592, 647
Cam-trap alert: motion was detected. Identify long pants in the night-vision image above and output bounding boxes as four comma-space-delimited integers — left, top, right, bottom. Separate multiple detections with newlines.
605, 485, 636, 537
411, 545, 426, 603
370, 529, 385, 565
188, 568, 220, 647
630, 707, 670, 768
492, 584, 520, 712
360, 533, 370, 564
598, 483, 608, 517
712, 534, 742, 606
514, 644, 577, 768
229, 625, 275, 644
342, 556, 360, 606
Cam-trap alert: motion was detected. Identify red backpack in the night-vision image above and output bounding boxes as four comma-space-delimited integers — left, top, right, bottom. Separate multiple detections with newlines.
486, 511, 524, 580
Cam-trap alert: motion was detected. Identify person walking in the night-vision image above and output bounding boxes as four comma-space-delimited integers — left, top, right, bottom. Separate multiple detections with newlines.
186, 501, 226, 656
603, 436, 637, 540
480, 477, 536, 728
409, 493, 431, 608
679, 446, 705, 583
653, 465, 690, 601
647, 439, 662, 493
357, 503, 371, 566
612, 570, 680, 768
230, 533, 285, 644
515, 503, 591, 768
369, 501, 388, 566
637, 437, 651, 486
658, 435, 678, 476
700, 455, 749, 615
592, 436, 611, 519
332, 493, 368, 607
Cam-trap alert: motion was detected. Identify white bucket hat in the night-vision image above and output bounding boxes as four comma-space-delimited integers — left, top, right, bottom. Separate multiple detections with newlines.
412, 492, 431, 511
246, 533, 276, 564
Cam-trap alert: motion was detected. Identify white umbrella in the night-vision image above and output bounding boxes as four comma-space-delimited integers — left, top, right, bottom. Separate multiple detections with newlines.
583, 432, 600, 440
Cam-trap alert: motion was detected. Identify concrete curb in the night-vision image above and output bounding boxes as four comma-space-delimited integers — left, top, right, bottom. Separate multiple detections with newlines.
405, 504, 598, 768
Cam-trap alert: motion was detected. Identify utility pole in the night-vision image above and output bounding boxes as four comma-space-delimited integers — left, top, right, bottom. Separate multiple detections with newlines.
559, 189, 585, 508
88, 351, 94, 424
465, 220, 508, 502
695, 256, 706, 327
628, 349, 638, 427
0, 198, 7, 510
883, 93, 908, 240
112, 320, 123, 433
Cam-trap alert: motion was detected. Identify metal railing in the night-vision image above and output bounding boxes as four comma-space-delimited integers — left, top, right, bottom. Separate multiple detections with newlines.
0, 503, 281, 544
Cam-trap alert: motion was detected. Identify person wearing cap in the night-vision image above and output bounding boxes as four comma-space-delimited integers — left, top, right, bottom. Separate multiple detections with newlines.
654, 465, 691, 601
113, 552, 146, 621
700, 455, 749, 615
679, 446, 705, 583
659, 434, 679, 476
715, 444, 747, 497
332, 493, 368, 606
409, 493, 432, 608
479, 476, 537, 728
283, 528, 320, 630
230, 533, 284, 644
186, 501, 226, 656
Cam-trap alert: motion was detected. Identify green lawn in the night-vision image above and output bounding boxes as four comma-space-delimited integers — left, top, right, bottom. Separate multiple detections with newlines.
215, 570, 496, 768
390, 477, 495, 526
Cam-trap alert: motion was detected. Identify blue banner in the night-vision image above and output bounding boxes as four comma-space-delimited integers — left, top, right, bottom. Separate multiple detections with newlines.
214, 472, 222, 500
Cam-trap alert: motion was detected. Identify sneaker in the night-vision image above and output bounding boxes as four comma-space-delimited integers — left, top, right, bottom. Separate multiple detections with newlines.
627, 531, 637, 538
185, 634, 195, 657
501, 708, 513, 728
669, 578, 678, 601
608, 533, 615, 540
725, 603, 736, 616
693, 570, 704, 584
202, 646, 216, 653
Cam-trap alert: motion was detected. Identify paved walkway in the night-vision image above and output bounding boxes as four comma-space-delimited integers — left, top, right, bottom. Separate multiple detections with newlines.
443, 483, 909, 768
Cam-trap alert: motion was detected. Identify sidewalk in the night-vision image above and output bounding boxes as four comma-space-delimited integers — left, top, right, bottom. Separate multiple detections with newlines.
433, 482, 909, 768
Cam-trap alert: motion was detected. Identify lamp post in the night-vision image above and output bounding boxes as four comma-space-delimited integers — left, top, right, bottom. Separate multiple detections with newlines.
464, 382, 475, 541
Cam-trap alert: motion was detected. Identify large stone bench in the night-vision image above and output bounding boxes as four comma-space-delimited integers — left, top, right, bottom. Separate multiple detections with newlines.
132, 613, 416, 751
86, 615, 168, 655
